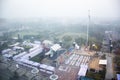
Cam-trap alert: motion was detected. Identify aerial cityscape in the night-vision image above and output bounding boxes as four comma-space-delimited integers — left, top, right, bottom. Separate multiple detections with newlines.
0, 0, 120, 80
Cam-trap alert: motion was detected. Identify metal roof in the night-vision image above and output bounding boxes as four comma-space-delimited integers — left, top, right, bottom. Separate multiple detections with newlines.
51, 44, 61, 52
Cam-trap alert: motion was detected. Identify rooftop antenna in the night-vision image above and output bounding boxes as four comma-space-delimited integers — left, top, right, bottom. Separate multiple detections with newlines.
86, 10, 90, 47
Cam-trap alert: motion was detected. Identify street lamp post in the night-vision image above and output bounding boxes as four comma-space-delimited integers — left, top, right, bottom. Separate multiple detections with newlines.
109, 39, 113, 53
92, 44, 97, 54
110, 44, 113, 53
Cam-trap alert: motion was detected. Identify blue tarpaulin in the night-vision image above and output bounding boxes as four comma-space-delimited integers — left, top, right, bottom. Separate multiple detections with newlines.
117, 74, 120, 80
68, 47, 74, 52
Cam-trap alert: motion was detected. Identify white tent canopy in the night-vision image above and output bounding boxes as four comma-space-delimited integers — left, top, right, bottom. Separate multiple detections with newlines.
78, 65, 88, 77
117, 74, 120, 80
51, 44, 61, 52
75, 44, 79, 50
99, 60, 107, 65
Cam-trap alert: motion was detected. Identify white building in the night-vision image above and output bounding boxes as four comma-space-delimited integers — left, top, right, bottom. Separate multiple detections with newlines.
45, 44, 61, 57
2, 49, 12, 54
43, 40, 53, 47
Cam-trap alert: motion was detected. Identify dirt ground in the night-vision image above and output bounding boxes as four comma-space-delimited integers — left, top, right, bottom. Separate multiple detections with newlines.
89, 57, 100, 70
74, 50, 96, 56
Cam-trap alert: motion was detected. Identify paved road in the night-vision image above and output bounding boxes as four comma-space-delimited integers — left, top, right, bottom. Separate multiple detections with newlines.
105, 54, 114, 80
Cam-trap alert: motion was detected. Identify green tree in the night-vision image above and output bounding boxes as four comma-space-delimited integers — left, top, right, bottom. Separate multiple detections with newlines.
75, 37, 86, 45
62, 35, 73, 49
62, 35, 72, 42
0, 42, 8, 53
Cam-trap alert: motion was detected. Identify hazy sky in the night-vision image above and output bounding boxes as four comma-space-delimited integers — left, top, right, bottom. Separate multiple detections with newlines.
0, 0, 120, 19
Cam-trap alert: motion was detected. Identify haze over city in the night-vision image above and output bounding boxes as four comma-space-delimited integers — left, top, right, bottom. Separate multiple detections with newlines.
0, 0, 120, 20
0, 0, 120, 80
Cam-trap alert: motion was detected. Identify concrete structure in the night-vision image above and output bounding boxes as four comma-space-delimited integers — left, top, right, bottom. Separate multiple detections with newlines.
49, 74, 58, 80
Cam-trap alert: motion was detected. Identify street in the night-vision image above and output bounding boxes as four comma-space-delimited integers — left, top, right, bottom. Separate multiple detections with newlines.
105, 53, 114, 80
